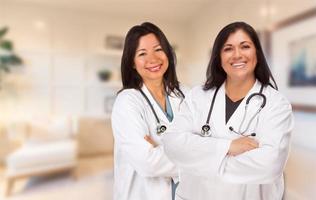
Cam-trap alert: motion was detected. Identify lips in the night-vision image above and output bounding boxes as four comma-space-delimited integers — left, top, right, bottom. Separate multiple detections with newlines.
146, 64, 162, 72
231, 62, 246, 68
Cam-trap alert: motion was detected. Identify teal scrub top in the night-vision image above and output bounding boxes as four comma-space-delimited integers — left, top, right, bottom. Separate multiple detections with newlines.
154, 94, 174, 122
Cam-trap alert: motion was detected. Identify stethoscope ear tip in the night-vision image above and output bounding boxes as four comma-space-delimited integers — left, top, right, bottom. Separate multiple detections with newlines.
250, 133, 256, 137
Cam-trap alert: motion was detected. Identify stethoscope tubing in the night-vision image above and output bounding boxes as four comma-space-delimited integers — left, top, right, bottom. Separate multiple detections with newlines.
205, 86, 220, 125
139, 89, 161, 125
237, 90, 266, 135
139, 89, 166, 136
201, 83, 266, 137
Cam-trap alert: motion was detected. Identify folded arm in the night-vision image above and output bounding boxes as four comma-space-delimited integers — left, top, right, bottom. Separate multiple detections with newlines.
219, 100, 293, 184
112, 93, 178, 178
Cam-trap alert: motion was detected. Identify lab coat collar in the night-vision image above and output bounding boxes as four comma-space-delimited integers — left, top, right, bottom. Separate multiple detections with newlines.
140, 84, 182, 124
224, 80, 264, 135
210, 80, 263, 138
210, 83, 227, 138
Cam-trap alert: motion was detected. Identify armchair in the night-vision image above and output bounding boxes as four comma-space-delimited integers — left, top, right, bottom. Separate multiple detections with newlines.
4, 116, 78, 196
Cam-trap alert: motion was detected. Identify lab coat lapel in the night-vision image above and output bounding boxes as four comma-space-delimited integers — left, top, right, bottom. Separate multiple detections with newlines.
211, 83, 227, 138
141, 85, 172, 125
226, 80, 263, 135
168, 92, 183, 117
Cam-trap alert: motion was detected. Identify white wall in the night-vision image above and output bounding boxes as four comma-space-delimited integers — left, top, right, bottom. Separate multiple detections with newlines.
2, 1, 316, 119
284, 112, 316, 200
0, 2, 190, 123
182, 0, 316, 85
1, 0, 316, 198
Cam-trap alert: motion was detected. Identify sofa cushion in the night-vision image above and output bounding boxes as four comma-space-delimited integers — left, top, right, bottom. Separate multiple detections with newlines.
6, 140, 77, 170
27, 117, 72, 144
77, 117, 113, 156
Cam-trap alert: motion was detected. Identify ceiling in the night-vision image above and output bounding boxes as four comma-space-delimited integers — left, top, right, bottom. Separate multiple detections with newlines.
2, 0, 316, 24
3, 0, 212, 23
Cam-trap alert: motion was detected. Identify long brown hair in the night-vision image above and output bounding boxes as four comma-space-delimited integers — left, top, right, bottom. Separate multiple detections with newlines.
204, 21, 277, 91
120, 22, 184, 98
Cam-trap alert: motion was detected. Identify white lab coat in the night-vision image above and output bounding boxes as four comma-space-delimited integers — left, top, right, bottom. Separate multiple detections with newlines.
111, 84, 185, 200
162, 80, 294, 200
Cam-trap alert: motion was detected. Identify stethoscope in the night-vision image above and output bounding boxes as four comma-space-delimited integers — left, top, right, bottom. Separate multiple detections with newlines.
139, 89, 167, 136
200, 84, 266, 137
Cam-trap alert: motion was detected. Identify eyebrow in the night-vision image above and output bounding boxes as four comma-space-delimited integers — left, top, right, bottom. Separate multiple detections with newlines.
240, 41, 252, 45
136, 44, 161, 52
223, 41, 252, 47
153, 44, 161, 48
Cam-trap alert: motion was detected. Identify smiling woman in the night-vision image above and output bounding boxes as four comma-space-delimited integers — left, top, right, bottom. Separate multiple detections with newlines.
220, 29, 258, 101
161, 21, 294, 200
133, 33, 169, 85
111, 22, 185, 200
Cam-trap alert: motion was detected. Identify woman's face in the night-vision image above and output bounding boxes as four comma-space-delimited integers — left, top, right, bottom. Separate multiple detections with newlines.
220, 29, 257, 83
134, 33, 168, 84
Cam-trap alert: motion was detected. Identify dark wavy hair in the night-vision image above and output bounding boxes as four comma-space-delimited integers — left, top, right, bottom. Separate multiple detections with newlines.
120, 22, 184, 98
203, 21, 277, 91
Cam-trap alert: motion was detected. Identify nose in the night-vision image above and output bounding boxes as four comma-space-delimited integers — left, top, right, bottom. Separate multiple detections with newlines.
232, 48, 242, 59
147, 52, 158, 63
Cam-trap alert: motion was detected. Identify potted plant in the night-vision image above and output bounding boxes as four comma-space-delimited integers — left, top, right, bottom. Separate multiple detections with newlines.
0, 27, 23, 88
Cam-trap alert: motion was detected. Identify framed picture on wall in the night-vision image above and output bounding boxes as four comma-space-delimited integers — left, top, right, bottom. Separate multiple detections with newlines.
105, 35, 125, 50
270, 8, 316, 112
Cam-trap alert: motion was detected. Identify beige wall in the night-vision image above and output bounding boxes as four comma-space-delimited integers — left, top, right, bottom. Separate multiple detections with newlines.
183, 0, 316, 85
1, 1, 316, 199
0, 2, 190, 122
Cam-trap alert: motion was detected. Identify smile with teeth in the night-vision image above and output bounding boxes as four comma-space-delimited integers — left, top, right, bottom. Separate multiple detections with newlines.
146, 64, 162, 72
231, 62, 246, 68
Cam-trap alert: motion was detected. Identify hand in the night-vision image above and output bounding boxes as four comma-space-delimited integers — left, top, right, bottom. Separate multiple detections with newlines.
144, 135, 158, 148
227, 137, 259, 156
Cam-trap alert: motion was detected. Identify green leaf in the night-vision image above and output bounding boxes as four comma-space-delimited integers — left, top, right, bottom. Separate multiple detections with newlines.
0, 55, 22, 65
0, 27, 8, 38
0, 64, 10, 72
0, 27, 23, 74
9, 55, 22, 65
0, 40, 13, 51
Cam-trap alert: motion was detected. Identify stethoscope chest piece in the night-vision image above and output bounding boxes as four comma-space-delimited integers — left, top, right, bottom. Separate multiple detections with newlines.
199, 86, 220, 137
201, 124, 211, 137
139, 89, 167, 136
200, 83, 266, 138
229, 84, 266, 137
157, 124, 167, 136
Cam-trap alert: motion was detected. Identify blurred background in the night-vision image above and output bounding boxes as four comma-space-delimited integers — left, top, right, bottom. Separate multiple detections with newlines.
0, 0, 316, 199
